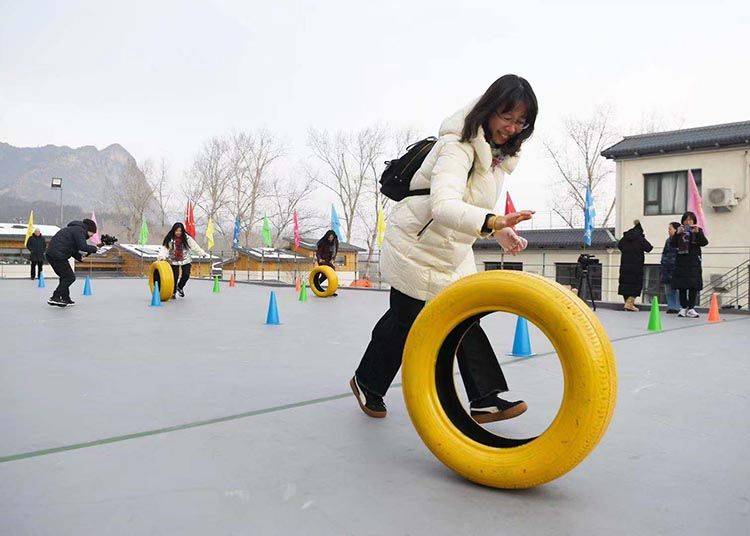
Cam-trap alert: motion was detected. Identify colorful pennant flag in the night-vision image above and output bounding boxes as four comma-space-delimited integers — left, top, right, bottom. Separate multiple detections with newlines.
376, 208, 386, 247
90, 211, 101, 245
138, 220, 149, 246
331, 204, 342, 240
232, 217, 241, 248
24, 210, 34, 247
206, 217, 215, 250
185, 201, 196, 238
583, 186, 595, 247
262, 216, 273, 247
687, 170, 708, 236
293, 210, 301, 248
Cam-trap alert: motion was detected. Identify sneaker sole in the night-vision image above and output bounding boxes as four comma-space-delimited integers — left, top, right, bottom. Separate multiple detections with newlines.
47, 301, 68, 307
349, 377, 386, 419
471, 401, 528, 424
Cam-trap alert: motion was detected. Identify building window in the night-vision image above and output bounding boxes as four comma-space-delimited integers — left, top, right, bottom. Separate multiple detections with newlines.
335, 255, 346, 266
555, 262, 602, 300
643, 169, 702, 215
484, 261, 523, 271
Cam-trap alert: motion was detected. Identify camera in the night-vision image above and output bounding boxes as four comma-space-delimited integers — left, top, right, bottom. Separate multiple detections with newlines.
99, 234, 118, 246
577, 253, 598, 269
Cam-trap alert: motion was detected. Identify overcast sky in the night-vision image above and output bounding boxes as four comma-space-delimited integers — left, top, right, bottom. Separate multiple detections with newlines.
2, 0, 748, 222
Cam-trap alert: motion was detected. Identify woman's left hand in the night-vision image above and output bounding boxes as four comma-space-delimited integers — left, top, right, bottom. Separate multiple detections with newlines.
495, 228, 527, 255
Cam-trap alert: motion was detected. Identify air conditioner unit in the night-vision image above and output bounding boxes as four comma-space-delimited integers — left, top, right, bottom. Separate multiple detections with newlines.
707, 187, 738, 212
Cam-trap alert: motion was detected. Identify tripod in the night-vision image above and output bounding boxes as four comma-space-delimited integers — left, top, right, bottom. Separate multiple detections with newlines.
576, 264, 597, 311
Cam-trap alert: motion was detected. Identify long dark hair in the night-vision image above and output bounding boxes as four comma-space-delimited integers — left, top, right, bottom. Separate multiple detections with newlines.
317, 230, 339, 252
163, 222, 190, 248
461, 74, 538, 157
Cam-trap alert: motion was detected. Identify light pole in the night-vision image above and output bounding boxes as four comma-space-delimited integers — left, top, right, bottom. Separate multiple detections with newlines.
51, 177, 63, 227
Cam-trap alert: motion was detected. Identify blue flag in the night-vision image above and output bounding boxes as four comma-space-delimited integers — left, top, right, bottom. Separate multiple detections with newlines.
331, 204, 342, 240
232, 217, 241, 247
583, 187, 595, 247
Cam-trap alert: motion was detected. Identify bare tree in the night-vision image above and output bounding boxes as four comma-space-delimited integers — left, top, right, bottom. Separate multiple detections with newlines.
146, 157, 173, 229
307, 128, 375, 243
183, 136, 232, 242
267, 175, 320, 246
543, 105, 618, 228
110, 160, 155, 242
227, 129, 285, 247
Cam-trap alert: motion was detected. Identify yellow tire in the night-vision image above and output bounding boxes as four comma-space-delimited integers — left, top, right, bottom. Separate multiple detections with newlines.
148, 261, 175, 301
309, 265, 339, 298
402, 270, 617, 489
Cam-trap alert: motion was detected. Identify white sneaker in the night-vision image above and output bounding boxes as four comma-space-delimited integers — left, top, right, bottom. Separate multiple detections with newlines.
677, 309, 687, 317
686, 309, 700, 318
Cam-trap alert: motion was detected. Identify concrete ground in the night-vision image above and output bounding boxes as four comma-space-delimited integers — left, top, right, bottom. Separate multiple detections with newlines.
1, 278, 748, 535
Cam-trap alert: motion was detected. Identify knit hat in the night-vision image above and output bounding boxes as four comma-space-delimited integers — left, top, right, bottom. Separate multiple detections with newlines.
82, 218, 97, 234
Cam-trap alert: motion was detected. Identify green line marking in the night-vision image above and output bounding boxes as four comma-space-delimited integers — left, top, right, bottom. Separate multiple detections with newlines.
1, 315, 747, 464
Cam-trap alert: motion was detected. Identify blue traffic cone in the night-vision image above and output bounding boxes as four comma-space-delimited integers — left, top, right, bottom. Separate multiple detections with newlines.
508, 316, 535, 357
83, 276, 92, 296
265, 291, 280, 325
150, 281, 162, 307
38, 272, 45, 288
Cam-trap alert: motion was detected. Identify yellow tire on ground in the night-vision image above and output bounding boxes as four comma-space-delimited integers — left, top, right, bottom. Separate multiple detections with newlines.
309, 265, 339, 298
148, 261, 175, 302
402, 270, 617, 489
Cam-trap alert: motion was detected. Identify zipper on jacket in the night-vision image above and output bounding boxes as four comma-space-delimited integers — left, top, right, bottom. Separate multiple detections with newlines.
416, 219, 433, 238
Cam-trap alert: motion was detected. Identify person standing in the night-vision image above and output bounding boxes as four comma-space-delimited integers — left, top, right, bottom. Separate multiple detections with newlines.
315, 230, 339, 296
660, 222, 681, 314
44, 219, 98, 307
159, 222, 207, 298
671, 211, 708, 318
351, 74, 537, 423
26, 228, 46, 280
617, 220, 653, 311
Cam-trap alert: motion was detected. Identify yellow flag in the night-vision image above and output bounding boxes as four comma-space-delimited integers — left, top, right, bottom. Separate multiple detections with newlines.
376, 209, 386, 247
24, 210, 34, 246
206, 217, 215, 250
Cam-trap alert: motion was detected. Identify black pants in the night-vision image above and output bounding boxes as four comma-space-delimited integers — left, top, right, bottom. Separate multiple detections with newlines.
30, 261, 43, 279
46, 255, 75, 301
679, 288, 698, 309
355, 288, 508, 400
171, 263, 192, 293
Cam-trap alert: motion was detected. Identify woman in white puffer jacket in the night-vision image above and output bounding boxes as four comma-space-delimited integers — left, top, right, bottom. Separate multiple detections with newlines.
351, 75, 537, 423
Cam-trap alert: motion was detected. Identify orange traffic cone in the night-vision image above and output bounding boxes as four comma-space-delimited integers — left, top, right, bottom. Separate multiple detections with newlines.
295, 277, 301, 293
707, 293, 721, 323
229, 274, 236, 287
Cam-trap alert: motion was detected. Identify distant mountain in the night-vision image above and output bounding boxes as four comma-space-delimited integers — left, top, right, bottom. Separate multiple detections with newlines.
0, 142, 141, 210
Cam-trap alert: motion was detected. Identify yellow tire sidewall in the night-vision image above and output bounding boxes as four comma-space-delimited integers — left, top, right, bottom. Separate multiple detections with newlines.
402, 270, 617, 489
309, 265, 338, 298
148, 261, 175, 301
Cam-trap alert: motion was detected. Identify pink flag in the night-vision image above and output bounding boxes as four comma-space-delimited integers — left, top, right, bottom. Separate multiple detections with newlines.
90, 211, 101, 245
293, 210, 301, 248
687, 170, 708, 236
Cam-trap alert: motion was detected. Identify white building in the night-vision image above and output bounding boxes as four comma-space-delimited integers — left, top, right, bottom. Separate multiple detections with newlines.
602, 121, 750, 308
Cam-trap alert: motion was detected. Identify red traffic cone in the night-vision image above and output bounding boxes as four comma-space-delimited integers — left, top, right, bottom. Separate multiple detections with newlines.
229, 274, 236, 287
295, 277, 301, 293
707, 293, 722, 323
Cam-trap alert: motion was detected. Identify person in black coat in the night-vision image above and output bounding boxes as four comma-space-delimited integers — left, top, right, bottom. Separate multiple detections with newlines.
617, 220, 653, 311
44, 219, 99, 307
315, 230, 340, 296
25, 228, 47, 280
660, 222, 681, 313
670, 211, 708, 318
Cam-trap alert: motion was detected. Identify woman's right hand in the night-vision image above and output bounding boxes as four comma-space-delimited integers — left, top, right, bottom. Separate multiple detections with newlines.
493, 211, 534, 230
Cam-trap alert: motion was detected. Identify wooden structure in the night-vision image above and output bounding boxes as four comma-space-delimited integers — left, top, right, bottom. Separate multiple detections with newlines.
76, 244, 218, 277
288, 236, 364, 272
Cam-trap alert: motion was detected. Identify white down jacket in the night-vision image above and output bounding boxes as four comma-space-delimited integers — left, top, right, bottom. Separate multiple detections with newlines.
380, 100, 520, 301
157, 235, 207, 266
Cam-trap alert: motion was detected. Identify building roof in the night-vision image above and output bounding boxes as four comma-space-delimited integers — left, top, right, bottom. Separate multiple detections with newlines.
473, 227, 617, 251
230, 246, 310, 262
287, 236, 366, 252
0, 222, 60, 238
601, 121, 750, 159
114, 243, 217, 262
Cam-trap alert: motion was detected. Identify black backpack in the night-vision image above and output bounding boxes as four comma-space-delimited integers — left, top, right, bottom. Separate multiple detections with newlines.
379, 137, 437, 201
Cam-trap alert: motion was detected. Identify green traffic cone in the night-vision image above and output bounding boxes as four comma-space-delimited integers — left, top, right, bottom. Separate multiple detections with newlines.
212, 275, 220, 293
298, 280, 308, 302
647, 296, 662, 332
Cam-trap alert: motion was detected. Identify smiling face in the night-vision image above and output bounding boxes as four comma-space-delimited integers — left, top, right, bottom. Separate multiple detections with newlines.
486, 102, 528, 146
175, 227, 183, 237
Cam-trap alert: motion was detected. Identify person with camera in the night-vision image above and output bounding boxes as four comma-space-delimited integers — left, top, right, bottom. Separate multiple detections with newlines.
617, 220, 653, 312
670, 211, 708, 318
350, 75, 536, 423
44, 219, 99, 307
660, 222, 681, 314
158, 222, 207, 299
26, 228, 46, 280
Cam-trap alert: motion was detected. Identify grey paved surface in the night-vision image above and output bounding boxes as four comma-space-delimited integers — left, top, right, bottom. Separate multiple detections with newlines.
1, 278, 749, 535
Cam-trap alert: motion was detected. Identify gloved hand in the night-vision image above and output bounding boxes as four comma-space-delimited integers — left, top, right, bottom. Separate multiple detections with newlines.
495, 228, 528, 255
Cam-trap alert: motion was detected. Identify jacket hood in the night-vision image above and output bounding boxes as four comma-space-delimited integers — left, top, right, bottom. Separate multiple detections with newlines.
67, 221, 86, 230
439, 98, 520, 175
622, 223, 644, 241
